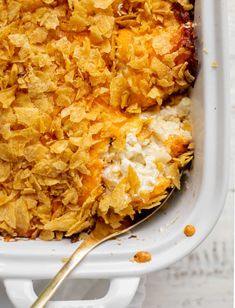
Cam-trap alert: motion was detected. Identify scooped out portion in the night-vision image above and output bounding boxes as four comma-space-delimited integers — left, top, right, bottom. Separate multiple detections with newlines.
100, 97, 193, 228
0, 0, 195, 240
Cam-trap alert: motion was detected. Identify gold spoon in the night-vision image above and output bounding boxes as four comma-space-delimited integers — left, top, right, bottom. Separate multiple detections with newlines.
31, 185, 177, 308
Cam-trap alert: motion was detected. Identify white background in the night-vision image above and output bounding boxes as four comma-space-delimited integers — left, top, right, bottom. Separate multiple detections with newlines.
143, 0, 234, 307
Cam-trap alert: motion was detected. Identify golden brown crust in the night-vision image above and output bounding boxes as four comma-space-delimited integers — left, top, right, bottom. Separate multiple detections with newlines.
0, 0, 196, 240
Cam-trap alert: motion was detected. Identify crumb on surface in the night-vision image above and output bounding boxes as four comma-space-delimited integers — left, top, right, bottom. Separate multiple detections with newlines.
203, 48, 208, 54
211, 61, 219, 68
61, 257, 69, 263
128, 235, 137, 239
4, 235, 15, 242
132, 251, 152, 263
184, 224, 196, 237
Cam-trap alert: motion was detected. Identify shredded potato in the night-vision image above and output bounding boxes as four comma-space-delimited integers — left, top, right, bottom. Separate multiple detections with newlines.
0, 0, 195, 240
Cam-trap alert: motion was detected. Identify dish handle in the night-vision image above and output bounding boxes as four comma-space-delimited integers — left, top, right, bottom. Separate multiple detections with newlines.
4, 277, 140, 308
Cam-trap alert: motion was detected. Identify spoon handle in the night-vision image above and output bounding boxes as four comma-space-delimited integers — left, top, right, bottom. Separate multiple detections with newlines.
31, 238, 102, 308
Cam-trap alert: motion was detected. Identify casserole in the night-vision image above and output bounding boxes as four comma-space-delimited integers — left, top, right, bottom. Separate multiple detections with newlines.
1, 0, 230, 307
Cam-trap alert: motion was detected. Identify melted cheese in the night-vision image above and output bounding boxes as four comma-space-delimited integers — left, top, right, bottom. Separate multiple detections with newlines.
102, 97, 192, 196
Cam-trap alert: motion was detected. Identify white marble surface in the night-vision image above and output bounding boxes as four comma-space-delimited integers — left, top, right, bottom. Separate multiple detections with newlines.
143, 1, 234, 307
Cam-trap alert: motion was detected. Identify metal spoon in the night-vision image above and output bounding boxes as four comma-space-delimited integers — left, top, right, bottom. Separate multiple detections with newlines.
31, 184, 177, 308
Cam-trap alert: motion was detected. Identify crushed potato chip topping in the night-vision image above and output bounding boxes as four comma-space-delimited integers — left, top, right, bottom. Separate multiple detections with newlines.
0, 0, 195, 240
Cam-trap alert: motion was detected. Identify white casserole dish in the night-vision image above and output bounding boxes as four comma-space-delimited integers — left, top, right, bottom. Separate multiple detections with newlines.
1, 0, 230, 307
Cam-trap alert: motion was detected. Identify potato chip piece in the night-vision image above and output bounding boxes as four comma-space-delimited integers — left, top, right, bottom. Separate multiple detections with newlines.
177, 0, 193, 10
13, 169, 31, 190
62, 188, 78, 205
39, 9, 60, 30
43, 0, 55, 4
98, 193, 110, 216
65, 220, 90, 237
0, 191, 17, 207
32, 159, 67, 177
118, 204, 135, 219
127, 165, 140, 195
7, 1, 21, 22
92, 0, 114, 9
77, 186, 103, 221
90, 15, 114, 41
99, 178, 130, 216
8, 34, 28, 47
44, 212, 77, 231
34, 203, 52, 224
0, 125, 40, 142
69, 12, 88, 32
128, 51, 149, 69
173, 150, 193, 168
26, 70, 57, 96
152, 29, 174, 55
149, 178, 171, 199
0, 86, 17, 108
166, 162, 180, 189
9, 63, 18, 86
29, 27, 48, 44
24, 144, 49, 162
166, 135, 189, 157
0, 201, 16, 229
157, 78, 174, 87
14, 107, 40, 126
50, 140, 68, 154
0, 143, 18, 162
23, 196, 37, 211
0, 222, 15, 236
15, 197, 30, 236
110, 75, 128, 107
0, 161, 11, 183
116, 29, 134, 62
151, 57, 172, 80
39, 230, 55, 240
147, 87, 162, 100
69, 150, 90, 174
139, 193, 167, 210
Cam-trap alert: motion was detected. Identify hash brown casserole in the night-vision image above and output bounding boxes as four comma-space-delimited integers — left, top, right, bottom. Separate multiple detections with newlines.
0, 0, 195, 240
